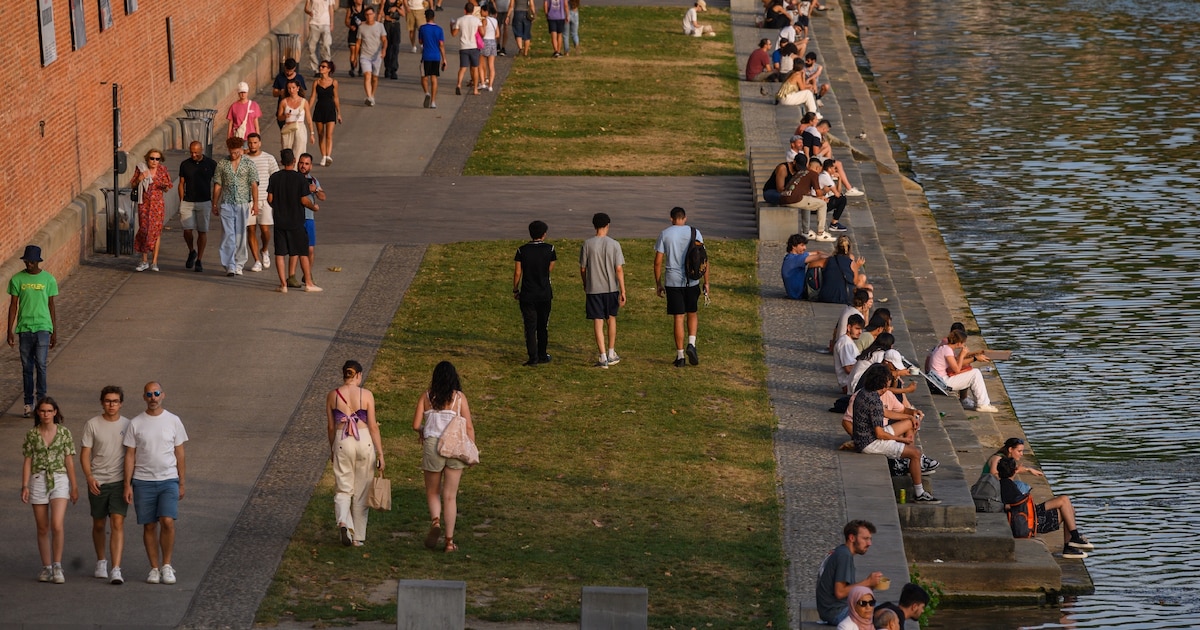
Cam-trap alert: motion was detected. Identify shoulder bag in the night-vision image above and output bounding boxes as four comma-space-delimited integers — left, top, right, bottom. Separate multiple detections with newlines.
437, 394, 480, 465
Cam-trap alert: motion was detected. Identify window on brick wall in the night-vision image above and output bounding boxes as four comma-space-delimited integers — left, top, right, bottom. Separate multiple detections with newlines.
125, 0, 137, 14
70, 0, 88, 50
99, 0, 114, 31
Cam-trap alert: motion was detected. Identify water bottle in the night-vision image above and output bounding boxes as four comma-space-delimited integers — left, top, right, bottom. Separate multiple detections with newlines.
898, 489, 906, 504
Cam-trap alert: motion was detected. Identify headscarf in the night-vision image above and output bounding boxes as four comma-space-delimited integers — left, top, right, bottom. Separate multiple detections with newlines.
845, 585, 876, 630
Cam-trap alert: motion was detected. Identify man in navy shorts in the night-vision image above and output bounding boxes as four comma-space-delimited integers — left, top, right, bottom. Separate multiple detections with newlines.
654, 207, 709, 368
419, 9, 447, 108
580, 213, 626, 368
123, 382, 189, 585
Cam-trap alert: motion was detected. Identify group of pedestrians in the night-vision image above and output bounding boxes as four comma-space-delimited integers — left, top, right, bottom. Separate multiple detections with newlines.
511, 207, 708, 369
16, 383, 189, 586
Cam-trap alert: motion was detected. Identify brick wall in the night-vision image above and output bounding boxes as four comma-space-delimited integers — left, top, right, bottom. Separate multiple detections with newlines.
1, 0, 305, 270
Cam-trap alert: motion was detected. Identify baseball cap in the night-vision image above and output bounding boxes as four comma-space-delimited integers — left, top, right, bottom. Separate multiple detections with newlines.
237, 82, 249, 93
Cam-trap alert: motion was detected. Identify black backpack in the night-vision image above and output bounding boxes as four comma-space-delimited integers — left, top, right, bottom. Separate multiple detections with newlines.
685, 227, 708, 282
802, 265, 823, 301
971, 473, 1003, 513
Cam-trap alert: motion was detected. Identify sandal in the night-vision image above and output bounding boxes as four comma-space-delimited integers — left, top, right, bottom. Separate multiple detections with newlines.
339, 524, 352, 547
425, 518, 442, 550
445, 538, 458, 553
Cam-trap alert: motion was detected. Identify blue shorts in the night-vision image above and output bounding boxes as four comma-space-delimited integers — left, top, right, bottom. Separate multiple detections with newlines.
512, 12, 531, 40
132, 478, 180, 524
305, 219, 316, 247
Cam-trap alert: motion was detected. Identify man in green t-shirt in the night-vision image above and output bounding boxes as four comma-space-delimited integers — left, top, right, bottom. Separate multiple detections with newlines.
7, 245, 58, 417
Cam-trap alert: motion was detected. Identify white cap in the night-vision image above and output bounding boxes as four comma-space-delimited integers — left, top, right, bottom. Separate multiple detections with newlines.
237, 82, 249, 93
883, 349, 906, 371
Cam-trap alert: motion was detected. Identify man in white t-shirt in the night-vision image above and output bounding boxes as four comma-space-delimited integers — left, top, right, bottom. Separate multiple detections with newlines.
244, 133, 279, 272
81, 385, 132, 585
683, 0, 714, 37
834, 314, 864, 393
451, 3, 482, 96
123, 382, 189, 586
305, 0, 336, 75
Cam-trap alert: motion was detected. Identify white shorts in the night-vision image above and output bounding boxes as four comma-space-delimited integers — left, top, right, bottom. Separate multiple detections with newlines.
179, 200, 212, 231
860, 426, 905, 458
359, 53, 383, 75
247, 199, 274, 226
28, 472, 70, 505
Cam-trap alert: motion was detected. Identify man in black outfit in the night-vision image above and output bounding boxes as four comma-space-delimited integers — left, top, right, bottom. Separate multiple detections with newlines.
513, 220, 556, 366
875, 582, 930, 626
266, 149, 321, 293
177, 141, 217, 272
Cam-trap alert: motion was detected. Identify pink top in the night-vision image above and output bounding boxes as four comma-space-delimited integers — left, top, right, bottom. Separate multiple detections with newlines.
226, 100, 262, 138
928, 344, 953, 378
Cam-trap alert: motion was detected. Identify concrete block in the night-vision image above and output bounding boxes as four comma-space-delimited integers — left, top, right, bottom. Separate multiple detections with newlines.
912, 540, 1060, 593
580, 586, 647, 630
903, 514, 1014, 563
758, 206, 798, 243
396, 580, 465, 630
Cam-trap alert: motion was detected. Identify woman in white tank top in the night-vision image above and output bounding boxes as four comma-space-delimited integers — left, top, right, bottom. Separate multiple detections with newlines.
276, 80, 312, 157
412, 361, 476, 553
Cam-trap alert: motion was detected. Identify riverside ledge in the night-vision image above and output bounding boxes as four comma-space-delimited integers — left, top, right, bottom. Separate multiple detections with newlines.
731, 0, 1095, 625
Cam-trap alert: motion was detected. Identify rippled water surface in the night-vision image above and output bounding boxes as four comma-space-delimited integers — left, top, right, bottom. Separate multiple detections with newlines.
849, 0, 1200, 627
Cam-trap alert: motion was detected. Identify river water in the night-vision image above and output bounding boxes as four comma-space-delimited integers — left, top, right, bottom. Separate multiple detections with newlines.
848, 0, 1200, 627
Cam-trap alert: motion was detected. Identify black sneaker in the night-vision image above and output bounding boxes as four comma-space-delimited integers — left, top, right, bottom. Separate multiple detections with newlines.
921, 456, 940, 475
913, 491, 941, 504
499, 48, 507, 56
194, 260, 203, 273
828, 223, 848, 232
1068, 534, 1094, 551
686, 343, 699, 365
888, 458, 909, 477
673, 357, 686, 368
538, 354, 552, 364
523, 358, 538, 367
185, 250, 197, 269
1062, 545, 1087, 559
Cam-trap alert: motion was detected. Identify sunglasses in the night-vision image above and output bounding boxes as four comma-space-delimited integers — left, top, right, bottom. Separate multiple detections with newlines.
148, 157, 162, 162
144, 391, 163, 398
856, 599, 876, 607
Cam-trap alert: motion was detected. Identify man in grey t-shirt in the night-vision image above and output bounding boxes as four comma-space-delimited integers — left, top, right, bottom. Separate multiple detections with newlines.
81, 385, 132, 585
357, 7, 388, 105
815, 520, 884, 624
579, 212, 626, 369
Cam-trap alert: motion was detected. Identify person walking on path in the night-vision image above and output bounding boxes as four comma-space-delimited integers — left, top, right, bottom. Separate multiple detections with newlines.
419, 9, 448, 109
563, 0, 580, 55
346, 0, 367, 77
654, 207, 708, 368
452, 3, 482, 95
383, 0, 404, 80
405, 0, 426, 53
225, 82, 261, 140
309, 61, 342, 166
211, 136, 260, 277
7, 245, 58, 418
494, 0, 511, 55
130, 148, 173, 272
544, 0, 567, 57
412, 361, 475, 553
305, 0, 336, 75
20, 397, 78, 584
177, 141, 217, 273
277, 80, 314, 159
513, 220, 556, 367
479, 5, 499, 91
271, 59, 308, 132
326, 360, 383, 547
267, 149, 322, 293
245, 133, 279, 272
81, 385, 131, 585
123, 382, 188, 586
579, 212, 626, 368
508, 0, 535, 58
357, 7, 388, 106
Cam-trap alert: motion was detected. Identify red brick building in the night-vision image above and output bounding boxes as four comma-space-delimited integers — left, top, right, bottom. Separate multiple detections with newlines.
2, 0, 307, 279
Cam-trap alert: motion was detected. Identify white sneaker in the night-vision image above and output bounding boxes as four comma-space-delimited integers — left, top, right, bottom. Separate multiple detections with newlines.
250, 261, 263, 272
412, 45, 419, 53
805, 230, 817, 239
135, 261, 150, 272
147, 568, 160, 584
261, 251, 271, 268
110, 566, 124, 585
607, 350, 621, 365
52, 566, 65, 584
976, 404, 1000, 413
94, 560, 108, 579
150, 264, 159, 272
161, 564, 176, 585
38, 566, 52, 582
813, 232, 836, 242
594, 355, 609, 369
845, 187, 865, 196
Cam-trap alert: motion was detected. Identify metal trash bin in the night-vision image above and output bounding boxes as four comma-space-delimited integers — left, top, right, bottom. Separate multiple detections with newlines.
274, 33, 302, 75
101, 187, 135, 255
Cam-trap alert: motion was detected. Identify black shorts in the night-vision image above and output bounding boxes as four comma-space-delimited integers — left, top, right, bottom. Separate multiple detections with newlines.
1035, 503, 1061, 534
585, 292, 621, 320
665, 284, 700, 315
274, 227, 309, 257
547, 18, 565, 33
422, 60, 442, 77
459, 48, 480, 67
798, 15, 810, 27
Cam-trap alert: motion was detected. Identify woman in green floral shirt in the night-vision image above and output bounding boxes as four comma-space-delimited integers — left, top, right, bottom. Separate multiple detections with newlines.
20, 397, 78, 584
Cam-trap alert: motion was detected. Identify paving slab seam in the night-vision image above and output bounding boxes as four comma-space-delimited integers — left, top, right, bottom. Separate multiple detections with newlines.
180, 243, 427, 629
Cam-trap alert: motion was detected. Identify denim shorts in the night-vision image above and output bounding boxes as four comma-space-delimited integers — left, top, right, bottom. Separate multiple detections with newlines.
132, 478, 180, 524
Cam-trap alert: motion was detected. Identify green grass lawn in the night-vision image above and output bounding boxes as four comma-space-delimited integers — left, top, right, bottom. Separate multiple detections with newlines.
465, 7, 746, 176
258, 239, 786, 628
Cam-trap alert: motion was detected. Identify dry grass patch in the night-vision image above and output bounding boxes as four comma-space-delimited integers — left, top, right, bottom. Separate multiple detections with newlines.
466, 7, 744, 175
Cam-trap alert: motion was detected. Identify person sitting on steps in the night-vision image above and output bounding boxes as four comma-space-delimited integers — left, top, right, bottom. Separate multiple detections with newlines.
926, 329, 999, 413
996, 456, 1094, 559
851, 365, 940, 503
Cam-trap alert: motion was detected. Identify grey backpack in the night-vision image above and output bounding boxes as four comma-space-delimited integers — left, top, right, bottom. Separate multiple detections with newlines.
971, 473, 1003, 513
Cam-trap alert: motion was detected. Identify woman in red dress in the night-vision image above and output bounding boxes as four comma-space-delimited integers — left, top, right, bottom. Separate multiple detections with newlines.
130, 149, 173, 272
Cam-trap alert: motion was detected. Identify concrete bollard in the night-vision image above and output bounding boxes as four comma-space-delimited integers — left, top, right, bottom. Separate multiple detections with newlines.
396, 579, 465, 630
580, 586, 648, 630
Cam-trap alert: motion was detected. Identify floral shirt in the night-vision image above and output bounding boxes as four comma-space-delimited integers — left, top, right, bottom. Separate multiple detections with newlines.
214, 156, 259, 205
22, 426, 75, 490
